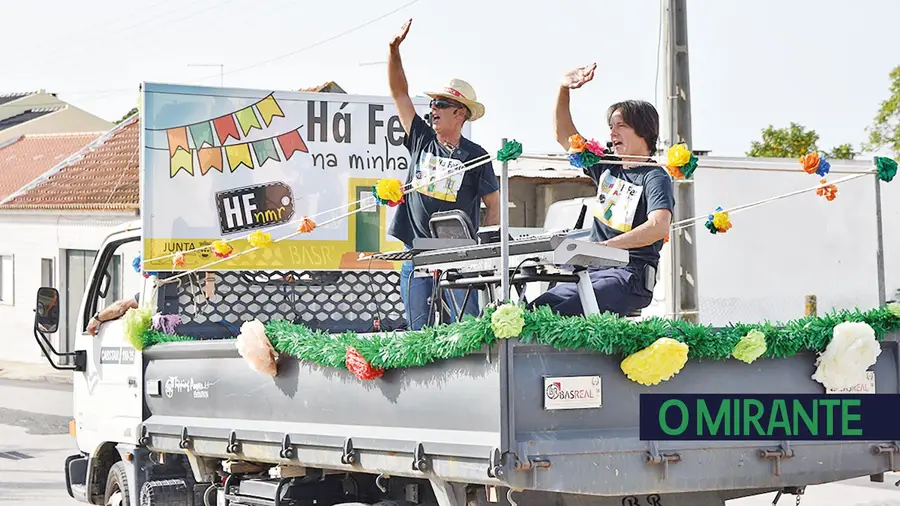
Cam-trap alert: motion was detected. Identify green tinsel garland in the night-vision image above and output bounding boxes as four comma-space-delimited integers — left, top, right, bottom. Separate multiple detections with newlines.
137, 304, 900, 371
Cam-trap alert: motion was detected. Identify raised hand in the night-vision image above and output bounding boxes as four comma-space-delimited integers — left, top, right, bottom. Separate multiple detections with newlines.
561, 63, 597, 89
390, 18, 412, 49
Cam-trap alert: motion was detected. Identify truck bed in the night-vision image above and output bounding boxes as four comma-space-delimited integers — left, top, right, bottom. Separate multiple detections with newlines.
139, 333, 900, 498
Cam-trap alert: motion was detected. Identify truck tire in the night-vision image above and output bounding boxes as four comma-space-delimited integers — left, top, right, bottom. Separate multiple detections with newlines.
104, 461, 130, 506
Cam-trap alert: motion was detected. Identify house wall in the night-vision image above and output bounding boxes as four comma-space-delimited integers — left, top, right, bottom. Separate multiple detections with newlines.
691, 167, 900, 326
0, 211, 137, 364
0, 106, 114, 142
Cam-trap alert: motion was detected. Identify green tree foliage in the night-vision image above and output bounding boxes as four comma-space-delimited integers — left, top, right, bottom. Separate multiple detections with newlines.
864, 65, 900, 157
747, 122, 855, 160
824, 143, 857, 160
115, 107, 138, 124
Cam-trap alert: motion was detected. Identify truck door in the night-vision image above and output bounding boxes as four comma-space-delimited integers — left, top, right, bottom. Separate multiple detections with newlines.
71, 233, 144, 452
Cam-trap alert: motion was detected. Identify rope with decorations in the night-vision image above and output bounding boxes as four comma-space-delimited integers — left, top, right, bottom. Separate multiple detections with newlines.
146, 140, 524, 284
124, 299, 900, 388
564, 133, 897, 237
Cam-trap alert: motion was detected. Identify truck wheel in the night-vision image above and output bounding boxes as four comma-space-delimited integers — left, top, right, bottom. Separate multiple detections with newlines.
104, 461, 130, 506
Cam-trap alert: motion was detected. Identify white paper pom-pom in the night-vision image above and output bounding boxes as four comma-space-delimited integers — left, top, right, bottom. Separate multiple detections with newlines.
235, 319, 279, 377
812, 321, 881, 390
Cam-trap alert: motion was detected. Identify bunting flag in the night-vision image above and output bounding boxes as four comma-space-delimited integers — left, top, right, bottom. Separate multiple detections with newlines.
256, 95, 285, 127
225, 144, 254, 172
159, 93, 285, 155
198, 147, 224, 175
190, 122, 215, 149
166, 125, 309, 179
170, 148, 194, 178
277, 129, 309, 160
235, 106, 262, 136
167, 127, 189, 157
214, 115, 241, 144
252, 138, 280, 166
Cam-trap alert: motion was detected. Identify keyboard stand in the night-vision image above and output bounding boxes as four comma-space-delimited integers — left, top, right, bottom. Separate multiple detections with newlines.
436, 266, 603, 323
576, 269, 601, 315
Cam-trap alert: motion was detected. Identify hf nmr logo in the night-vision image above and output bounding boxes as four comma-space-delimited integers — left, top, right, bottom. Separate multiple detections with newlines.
639, 394, 900, 441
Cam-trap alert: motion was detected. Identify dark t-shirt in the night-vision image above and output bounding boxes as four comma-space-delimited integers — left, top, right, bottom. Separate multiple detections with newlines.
388, 114, 500, 247
583, 162, 675, 268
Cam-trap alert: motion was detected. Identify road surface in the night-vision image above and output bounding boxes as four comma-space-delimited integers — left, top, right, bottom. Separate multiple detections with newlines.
0, 379, 78, 505
1, 379, 899, 505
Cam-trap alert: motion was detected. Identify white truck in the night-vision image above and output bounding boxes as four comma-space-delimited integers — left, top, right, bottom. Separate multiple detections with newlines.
28, 82, 900, 506
30, 216, 900, 506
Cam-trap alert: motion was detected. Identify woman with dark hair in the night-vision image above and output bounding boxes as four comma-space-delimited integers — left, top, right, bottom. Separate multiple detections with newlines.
529, 63, 676, 317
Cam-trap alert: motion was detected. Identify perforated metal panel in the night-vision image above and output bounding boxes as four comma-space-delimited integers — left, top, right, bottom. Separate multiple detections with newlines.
158, 270, 406, 333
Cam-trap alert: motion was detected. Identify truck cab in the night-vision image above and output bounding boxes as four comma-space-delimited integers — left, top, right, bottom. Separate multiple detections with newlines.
33, 220, 147, 505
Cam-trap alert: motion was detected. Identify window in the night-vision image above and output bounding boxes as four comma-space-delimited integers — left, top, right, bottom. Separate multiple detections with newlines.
41, 258, 55, 288
80, 237, 140, 333
0, 255, 12, 304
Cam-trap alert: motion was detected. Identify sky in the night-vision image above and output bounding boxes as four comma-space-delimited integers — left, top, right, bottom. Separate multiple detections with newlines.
2, 0, 899, 158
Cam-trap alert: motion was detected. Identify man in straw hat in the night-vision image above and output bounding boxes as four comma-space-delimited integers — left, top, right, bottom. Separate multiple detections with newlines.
529, 63, 675, 318
386, 18, 501, 330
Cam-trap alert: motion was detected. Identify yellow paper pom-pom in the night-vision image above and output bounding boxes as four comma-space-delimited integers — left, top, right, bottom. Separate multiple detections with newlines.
374, 178, 405, 206
887, 302, 900, 318
211, 240, 233, 258
732, 329, 767, 364
248, 230, 273, 249
667, 143, 691, 167
620, 337, 689, 386
712, 211, 732, 232
490, 303, 525, 339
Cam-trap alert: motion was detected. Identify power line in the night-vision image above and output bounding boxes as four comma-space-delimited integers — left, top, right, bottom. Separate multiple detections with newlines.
18, 0, 425, 101
190, 0, 424, 83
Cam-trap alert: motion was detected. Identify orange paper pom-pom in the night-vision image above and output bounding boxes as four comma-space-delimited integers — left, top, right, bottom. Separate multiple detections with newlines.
297, 217, 317, 234
816, 179, 838, 201
664, 165, 685, 180
800, 152, 821, 175
568, 134, 587, 153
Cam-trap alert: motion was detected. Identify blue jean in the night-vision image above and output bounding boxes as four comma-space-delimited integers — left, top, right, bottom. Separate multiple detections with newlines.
528, 266, 653, 317
400, 260, 481, 330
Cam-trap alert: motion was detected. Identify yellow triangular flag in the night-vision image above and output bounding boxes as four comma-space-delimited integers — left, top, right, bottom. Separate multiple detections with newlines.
256, 95, 285, 127
225, 143, 254, 172
170, 148, 194, 178
235, 106, 261, 136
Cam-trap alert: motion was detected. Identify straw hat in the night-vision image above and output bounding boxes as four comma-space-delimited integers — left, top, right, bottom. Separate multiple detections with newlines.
425, 78, 485, 122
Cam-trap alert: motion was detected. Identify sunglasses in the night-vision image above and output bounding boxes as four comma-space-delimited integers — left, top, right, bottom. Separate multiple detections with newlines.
430, 98, 464, 109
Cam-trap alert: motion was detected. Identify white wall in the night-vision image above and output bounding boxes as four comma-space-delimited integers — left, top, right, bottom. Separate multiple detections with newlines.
0, 211, 137, 364
510, 154, 900, 325
691, 164, 900, 325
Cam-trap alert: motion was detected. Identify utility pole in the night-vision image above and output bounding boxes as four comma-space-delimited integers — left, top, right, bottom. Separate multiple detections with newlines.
662, 0, 700, 323
188, 64, 224, 86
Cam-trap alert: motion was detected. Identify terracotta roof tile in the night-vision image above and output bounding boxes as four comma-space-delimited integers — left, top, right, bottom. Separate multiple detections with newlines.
0, 131, 102, 201
0, 118, 139, 211
298, 81, 346, 93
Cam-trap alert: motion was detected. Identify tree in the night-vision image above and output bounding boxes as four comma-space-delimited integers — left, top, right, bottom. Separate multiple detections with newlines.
824, 143, 857, 160
864, 65, 900, 157
746, 122, 856, 160
115, 107, 138, 124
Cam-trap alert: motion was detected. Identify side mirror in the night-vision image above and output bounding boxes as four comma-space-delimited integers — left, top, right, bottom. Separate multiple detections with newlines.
34, 287, 60, 334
